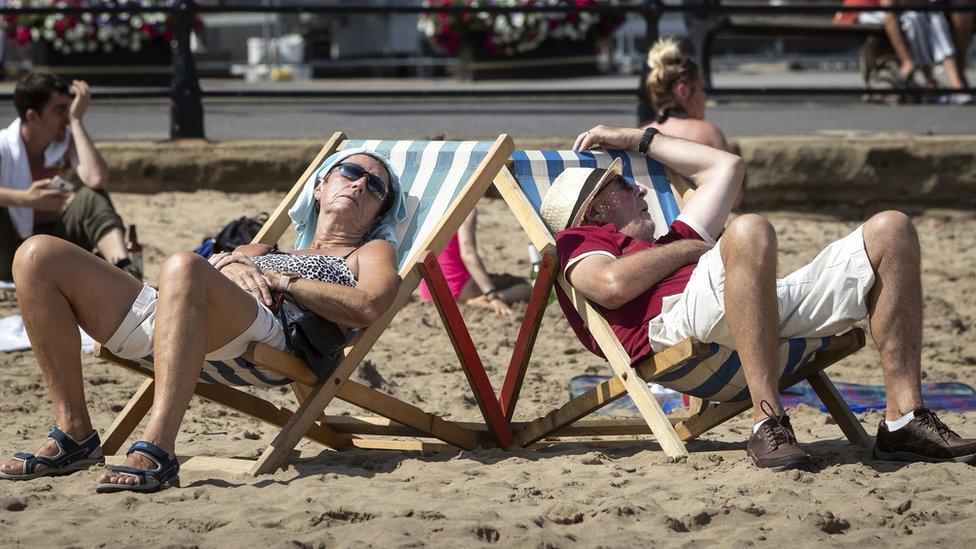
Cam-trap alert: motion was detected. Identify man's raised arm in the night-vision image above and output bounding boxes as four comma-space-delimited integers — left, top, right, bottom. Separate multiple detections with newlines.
68, 80, 109, 189
575, 125, 744, 238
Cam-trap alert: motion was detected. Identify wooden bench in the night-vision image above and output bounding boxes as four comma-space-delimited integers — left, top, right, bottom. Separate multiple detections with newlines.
684, 3, 895, 89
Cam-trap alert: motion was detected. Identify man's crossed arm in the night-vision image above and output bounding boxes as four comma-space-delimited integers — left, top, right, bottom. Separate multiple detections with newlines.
567, 239, 712, 309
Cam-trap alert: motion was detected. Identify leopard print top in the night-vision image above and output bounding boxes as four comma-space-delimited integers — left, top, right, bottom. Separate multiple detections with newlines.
251, 253, 357, 287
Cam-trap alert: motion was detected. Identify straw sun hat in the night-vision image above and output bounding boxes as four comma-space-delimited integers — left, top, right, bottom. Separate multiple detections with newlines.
540, 158, 623, 233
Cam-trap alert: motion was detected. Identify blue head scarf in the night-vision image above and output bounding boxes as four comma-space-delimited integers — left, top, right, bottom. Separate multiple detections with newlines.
288, 148, 407, 251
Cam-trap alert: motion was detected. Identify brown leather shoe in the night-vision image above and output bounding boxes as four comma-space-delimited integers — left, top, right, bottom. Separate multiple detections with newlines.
873, 408, 976, 463
746, 401, 812, 470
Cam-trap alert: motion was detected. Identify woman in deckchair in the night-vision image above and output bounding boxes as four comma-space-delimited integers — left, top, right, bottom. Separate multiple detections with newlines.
0, 150, 403, 493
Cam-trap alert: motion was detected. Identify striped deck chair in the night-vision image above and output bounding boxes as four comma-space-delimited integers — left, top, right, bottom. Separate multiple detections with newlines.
93, 132, 515, 475
492, 149, 872, 458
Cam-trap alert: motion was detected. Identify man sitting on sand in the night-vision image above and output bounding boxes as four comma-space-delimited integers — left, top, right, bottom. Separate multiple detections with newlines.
540, 124, 976, 469
0, 71, 136, 282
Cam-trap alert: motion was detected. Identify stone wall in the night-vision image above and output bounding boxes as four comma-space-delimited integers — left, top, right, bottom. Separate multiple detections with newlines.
98, 135, 976, 206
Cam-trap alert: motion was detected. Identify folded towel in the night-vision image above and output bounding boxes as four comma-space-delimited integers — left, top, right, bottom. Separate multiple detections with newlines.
0, 315, 94, 354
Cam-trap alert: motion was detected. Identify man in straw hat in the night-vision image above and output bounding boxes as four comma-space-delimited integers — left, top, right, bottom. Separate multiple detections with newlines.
541, 124, 975, 470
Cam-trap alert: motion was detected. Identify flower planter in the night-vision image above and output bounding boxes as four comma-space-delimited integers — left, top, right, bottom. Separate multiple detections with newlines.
30, 39, 174, 87
456, 34, 599, 81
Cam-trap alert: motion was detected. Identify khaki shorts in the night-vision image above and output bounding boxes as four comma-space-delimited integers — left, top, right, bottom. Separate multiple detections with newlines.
648, 225, 875, 353
104, 283, 288, 365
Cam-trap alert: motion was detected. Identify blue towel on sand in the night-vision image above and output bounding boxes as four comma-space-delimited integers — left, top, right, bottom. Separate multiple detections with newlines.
569, 376, 976, 416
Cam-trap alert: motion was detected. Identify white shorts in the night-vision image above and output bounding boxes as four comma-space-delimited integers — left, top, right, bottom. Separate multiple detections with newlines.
858, 11, 955, 68
648, 225, 875, 353
104, 283, 288, 364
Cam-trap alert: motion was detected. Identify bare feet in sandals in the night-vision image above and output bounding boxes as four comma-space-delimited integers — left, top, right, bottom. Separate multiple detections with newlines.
97, 451, 159, 487
0, 428, 103, 480
1, 438, 62, 476
96, 441, 180, 493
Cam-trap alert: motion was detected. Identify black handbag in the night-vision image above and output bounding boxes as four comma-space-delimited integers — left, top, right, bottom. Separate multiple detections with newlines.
214, 213, 269, 253
271, 291, 348, 380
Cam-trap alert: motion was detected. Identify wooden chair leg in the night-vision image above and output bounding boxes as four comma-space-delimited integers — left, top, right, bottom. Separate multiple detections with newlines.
514, 338, 708, 446
292, 383, 351, 450
101, 378, 155, 455
610, 362, 688, 459
515, 375, 629, 447
250, 376, 344, 475
807, 370, 873, 449
337, 380, 481, 450
674, 399, 751, 442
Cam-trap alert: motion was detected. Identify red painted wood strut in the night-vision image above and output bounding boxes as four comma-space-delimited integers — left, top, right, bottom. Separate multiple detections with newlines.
499, 252, 557, 419
420, 252, 514, 448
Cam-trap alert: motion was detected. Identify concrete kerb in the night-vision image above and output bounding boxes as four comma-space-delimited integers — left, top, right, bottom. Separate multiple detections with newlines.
99, 135, 976, 207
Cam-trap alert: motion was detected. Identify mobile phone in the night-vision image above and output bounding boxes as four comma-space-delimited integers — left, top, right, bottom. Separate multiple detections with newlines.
48, 175, 73, 192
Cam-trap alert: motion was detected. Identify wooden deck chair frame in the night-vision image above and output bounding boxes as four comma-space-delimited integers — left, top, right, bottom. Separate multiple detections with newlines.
491, 158, 873, 458
92, 132, 517, 475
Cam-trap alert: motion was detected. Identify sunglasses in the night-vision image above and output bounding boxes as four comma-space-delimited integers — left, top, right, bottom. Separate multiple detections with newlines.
333, 162, 391, 205
599, 174, 636, 195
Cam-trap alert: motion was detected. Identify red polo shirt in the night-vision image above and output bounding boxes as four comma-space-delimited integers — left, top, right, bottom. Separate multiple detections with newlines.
554, 218, 707, 365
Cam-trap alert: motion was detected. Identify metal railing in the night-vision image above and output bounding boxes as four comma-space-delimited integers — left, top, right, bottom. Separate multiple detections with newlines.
2, 1, 974, 138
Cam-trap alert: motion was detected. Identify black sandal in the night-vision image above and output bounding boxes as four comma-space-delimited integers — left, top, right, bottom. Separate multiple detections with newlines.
95, 441, 180, 494
0, 427, 103, 480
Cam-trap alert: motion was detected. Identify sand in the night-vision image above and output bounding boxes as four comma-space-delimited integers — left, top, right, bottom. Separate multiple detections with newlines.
1, 191, 974, 547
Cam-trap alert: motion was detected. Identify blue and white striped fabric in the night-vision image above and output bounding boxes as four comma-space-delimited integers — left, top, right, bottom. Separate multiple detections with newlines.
125, 354, 294, 388
345, 139, 496, 269
512, 149, 833, 402
131, 139, 498, 388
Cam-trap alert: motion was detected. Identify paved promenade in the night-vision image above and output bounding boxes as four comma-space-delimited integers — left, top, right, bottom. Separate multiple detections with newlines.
0, 70, 973, 140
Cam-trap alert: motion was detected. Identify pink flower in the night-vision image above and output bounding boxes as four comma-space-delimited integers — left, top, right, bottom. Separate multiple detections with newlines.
483, 38, 497, 57
14, 27, 32, 46
442, 31, 460, 54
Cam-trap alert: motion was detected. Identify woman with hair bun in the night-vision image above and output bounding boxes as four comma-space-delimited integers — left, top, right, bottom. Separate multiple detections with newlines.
641, 38, 728, 151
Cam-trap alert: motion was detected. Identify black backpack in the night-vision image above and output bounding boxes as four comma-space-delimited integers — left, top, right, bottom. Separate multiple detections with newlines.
214, 213, 269, 253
